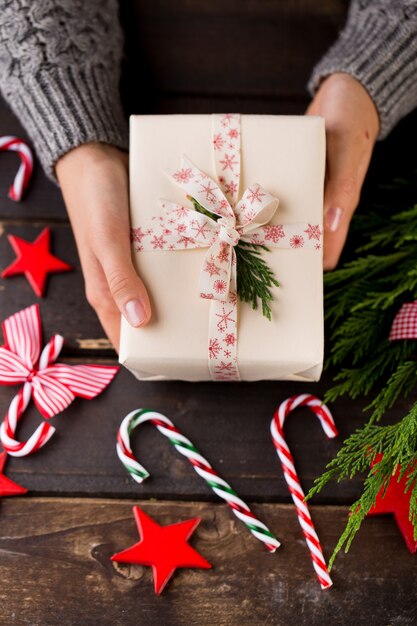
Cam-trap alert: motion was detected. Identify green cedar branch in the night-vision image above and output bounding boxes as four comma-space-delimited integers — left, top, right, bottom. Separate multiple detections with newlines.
307, 176, 417, 567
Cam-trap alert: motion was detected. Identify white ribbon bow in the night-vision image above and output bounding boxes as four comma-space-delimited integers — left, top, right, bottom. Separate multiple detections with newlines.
160, 155, 279, 302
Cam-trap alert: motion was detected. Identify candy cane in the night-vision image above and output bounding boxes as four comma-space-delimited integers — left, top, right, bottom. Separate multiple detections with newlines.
117, 408, 280, 553
270, 394, 338, 590
0, 136, 34, 201
0, 382, 55, 457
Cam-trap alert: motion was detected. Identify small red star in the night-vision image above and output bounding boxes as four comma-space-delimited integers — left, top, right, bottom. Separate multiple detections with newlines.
111, 507, 211, 594
367, 457, 417, 553
0, 451, 28, 497
2, 227, 72, 297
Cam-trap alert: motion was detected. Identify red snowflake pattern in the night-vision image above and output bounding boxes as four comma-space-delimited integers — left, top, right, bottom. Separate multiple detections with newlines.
224, 333, 236, 346
314, 243, 321, 250
176, 222, 187, 234
204, 255, 221, 277
191, 220, 211, 240
225, 180, 238, 196
151, 235, 167, 249
224, 349, 232, 358
220, 153, 238, 171
173, 167, 194, 184
247, 232, 265, 245
290, 234, 304, 249
200, 293, 214, 299
173, 206, 189, 219
304, 223, 322, 241
177, 236, 196, 248
228, 128, 239, 140
228, 292, 238, 305
220, 114, 236, 127
264, 224, 285, 243
200, 181, 218, 202
213, 133, 225, 151
214, 361, 238, 379
209, 338, 222, 360
243, 209, 256, 222
219, 199, 230, 212
213, 279, 227, 295
216, 306, 235, 331
247, 186, 266, 205
217, 243, 230, 263
130, 227, 146, 244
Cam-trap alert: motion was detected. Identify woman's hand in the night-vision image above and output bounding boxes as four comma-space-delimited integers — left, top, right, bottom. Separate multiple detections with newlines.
306, 72, 380, 270
56, 143, 151, 351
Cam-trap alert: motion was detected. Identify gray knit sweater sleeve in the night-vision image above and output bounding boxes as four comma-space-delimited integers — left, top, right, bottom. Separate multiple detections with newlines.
0, 0, 128, 181
307, 0, 417, 139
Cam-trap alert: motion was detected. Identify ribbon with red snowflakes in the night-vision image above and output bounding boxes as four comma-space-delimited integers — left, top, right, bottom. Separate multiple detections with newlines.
131, 113, 322, 381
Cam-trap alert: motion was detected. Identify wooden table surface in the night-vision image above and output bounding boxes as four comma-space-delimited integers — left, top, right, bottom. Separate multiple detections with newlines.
1, 2, 417, 624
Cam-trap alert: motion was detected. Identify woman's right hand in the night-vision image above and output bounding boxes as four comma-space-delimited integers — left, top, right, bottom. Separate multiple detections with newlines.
56, 142, 151, 351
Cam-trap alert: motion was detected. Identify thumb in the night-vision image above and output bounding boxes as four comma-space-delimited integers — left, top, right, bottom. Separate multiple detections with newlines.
99, 245, 152, 328
323, 136, 364, 270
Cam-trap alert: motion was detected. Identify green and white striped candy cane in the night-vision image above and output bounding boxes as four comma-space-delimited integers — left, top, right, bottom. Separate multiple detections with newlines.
117, 408, 280, 553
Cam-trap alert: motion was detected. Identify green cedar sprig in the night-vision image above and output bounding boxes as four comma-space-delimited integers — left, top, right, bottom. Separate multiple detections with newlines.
187, 195, 279, 320
305, 197, 417, 568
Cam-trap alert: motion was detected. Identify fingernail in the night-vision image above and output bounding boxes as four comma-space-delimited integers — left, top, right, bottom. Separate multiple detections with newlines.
124, 299, 146, 327
325, 206, 344, 232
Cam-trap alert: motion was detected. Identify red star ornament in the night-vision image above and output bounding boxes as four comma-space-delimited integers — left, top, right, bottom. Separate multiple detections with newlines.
367, 460, 417, 553
1, 227, 72, 296
0, 451, 28, 497
111, 506, 211, 594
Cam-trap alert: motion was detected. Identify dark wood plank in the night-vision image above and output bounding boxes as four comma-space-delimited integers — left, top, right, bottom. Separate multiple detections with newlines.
0, 498, 415, 626
0, 362, 411, 502
120, 0, 348, 112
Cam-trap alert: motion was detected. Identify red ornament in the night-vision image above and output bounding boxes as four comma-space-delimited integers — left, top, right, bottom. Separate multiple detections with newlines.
1, 227, 72, 297
0, 451, 27, 497
367, 456, 417, 553
111, 507, 211, 594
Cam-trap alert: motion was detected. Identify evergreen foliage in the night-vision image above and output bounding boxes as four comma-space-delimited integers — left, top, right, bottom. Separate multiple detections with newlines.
307, 194, 417, 567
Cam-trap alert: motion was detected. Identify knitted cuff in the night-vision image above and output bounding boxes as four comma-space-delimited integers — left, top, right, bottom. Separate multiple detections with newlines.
4, 63, 129, 182
307, 2, 417, 140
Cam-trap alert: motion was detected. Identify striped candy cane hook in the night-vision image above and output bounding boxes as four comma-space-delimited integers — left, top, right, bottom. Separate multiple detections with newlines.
270, 394, 338, 590
0, 136, 34, 201
0, 382, 56, 457
117, 408, 280, 553
0, 335, 64, 457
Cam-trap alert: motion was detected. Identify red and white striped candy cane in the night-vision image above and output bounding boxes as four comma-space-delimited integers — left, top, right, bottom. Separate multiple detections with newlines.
270, 394, 338, 590
0, 336, 62, 457
0, 136, 34, 201
0, 382, 55, 457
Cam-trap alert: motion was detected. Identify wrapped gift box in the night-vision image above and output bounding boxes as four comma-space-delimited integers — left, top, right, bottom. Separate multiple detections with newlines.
119, 114, 325, 382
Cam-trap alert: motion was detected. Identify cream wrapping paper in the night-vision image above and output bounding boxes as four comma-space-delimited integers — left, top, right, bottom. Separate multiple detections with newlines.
119, 114, 325, 382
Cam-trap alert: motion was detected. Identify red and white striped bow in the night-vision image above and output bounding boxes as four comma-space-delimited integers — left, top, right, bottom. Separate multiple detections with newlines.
0, 304, 119, 419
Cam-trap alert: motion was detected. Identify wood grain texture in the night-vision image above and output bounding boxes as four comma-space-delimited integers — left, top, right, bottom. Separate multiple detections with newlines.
0, 363, 412, 502
0, 498, 415, 626
120, 0, 347, 112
